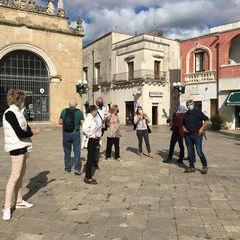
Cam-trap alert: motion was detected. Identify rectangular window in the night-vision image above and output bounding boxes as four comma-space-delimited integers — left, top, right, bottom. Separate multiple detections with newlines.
83, 67, 88, 81
128, 61, 134, 80
195, 52, 205, 72
94, 62, 101, 84
154, 60, 161, 80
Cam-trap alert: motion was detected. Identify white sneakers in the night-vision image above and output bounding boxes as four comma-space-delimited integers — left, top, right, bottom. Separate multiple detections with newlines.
2, 208, 11, 221
16, 200, 34, 209
2, 200, 33, 221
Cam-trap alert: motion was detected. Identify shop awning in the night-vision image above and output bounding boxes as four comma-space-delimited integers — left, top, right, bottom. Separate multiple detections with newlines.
226, 92, 240, 106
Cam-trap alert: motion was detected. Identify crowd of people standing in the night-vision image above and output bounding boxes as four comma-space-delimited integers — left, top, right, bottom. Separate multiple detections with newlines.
1, 89, 209, 221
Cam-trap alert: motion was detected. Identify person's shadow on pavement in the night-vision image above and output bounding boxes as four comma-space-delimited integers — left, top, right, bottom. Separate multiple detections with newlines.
157, 150, 188, 169
126, 147, 139, 155
23, 171, 56, 201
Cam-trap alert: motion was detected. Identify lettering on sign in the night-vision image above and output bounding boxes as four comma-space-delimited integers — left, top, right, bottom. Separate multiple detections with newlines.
149, 92, 163, 97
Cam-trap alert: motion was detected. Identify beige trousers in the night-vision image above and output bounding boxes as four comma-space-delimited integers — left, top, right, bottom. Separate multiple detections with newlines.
4, 153, 28, 209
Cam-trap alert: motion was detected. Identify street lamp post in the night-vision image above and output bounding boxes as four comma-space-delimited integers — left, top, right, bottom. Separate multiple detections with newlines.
75, 80, 89, 95
172, 81, 185, 105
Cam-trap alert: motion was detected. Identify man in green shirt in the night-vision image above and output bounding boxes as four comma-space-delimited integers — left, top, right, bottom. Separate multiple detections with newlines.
59, 98, 84, 175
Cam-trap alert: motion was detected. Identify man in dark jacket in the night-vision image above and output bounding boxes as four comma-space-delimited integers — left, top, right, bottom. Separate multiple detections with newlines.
165, 105, 186, 164
183, 100, 209, 174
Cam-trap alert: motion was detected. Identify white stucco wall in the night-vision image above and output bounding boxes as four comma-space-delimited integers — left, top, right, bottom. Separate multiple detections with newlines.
180, 82, 216, 117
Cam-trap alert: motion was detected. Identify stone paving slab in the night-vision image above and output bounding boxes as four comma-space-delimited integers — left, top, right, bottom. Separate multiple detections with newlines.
0, 125, 240, 240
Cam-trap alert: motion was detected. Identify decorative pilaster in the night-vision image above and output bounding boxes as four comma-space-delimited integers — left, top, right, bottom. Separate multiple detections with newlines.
57, 0, 66, 18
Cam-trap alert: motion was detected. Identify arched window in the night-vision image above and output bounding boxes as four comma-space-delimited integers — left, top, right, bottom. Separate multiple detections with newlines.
229, 35, 240, 64
0, 50, 50, 121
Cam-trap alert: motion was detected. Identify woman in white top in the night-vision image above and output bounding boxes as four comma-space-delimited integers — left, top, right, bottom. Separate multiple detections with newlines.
82, 105, 102, 184
2, 89, 41, 221
134, 106, 153, 158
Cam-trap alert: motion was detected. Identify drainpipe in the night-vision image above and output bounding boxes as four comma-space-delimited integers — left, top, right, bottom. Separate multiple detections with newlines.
214, 34, 220, 115
92, 50, 95, 104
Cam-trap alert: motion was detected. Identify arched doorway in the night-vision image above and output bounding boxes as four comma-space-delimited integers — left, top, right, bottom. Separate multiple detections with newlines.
0, 50, 50, 121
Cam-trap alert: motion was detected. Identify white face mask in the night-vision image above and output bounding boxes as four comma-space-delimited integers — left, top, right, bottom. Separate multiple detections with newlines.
138, 110, 143, 114
187, 105, 194, 110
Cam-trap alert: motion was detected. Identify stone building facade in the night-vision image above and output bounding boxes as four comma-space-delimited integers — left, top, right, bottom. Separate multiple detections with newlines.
0, 0, 84, 123
83, 31, 180, 125
180, 21, 240, 129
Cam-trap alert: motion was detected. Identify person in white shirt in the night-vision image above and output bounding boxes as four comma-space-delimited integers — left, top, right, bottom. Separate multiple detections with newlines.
82, 105, 102, 184
2, 89, 41, 221
95, 97, 109, 136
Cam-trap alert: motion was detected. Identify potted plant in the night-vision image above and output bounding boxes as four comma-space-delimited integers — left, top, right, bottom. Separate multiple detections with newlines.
210, 115, 226, 130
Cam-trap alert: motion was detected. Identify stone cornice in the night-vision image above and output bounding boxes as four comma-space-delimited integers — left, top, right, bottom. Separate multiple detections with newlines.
0, 0, 67, 18
0, 19, 84, 37
112, 79, 166, 90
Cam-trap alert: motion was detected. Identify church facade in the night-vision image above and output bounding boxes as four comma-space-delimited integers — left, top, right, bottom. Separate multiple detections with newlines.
0, 0, 84, 123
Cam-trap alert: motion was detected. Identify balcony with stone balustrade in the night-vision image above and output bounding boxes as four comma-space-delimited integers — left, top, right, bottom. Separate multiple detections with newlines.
184, 71, 216, 84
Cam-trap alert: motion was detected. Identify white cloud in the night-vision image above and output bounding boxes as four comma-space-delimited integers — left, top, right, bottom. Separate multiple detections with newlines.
36, 0, 240, 43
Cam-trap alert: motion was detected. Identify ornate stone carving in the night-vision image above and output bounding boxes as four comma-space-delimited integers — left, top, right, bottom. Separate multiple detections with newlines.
57, 0, 66, 18
47, 0, 55, 15
76, 18, 84, 33
0, 0, 50, 15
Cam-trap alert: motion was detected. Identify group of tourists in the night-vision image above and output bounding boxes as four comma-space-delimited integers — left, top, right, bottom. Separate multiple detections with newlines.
1, 89, 209, 221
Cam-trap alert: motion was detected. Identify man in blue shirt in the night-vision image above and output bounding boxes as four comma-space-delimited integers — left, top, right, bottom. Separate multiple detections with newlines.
183, 100, 209, 174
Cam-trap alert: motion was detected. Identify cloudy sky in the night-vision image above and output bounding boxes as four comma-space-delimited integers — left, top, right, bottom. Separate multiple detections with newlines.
37, 0, 240, 44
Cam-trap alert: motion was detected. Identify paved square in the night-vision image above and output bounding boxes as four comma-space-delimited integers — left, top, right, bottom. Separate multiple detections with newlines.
0, 126, 240, 240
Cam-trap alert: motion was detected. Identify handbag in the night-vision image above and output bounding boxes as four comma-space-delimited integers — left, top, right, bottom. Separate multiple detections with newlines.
147, 124, 152, 134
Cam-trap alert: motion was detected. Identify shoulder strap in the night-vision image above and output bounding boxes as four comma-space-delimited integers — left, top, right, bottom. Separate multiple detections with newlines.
97, 111, 103, 120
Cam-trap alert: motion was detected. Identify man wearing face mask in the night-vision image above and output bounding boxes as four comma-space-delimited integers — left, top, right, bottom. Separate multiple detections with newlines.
183, 100, 209, 174
95, 97, 109, 136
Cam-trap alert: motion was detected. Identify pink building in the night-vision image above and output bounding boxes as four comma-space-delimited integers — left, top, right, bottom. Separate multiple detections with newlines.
180, 21, 240, 129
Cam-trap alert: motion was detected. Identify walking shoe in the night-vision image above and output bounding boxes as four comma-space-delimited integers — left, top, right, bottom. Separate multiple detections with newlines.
201, 166, 208, 175
106, 158, 113, 161
139, 153, 143, 158
184, 168, 196, 173
16, 200, 34, 209
74, 171, 82, 176
115, 158, 121, 161
148, 153, 154, 158
84, 178, 98, 185
2, 208, 11, 221
177, 159, 183, 164
64, 170, 71, 174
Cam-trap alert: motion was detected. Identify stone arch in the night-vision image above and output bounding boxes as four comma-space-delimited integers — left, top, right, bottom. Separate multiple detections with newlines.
229, 34, 240, 64
0, 43, 58, 78
186, 44, 213, 74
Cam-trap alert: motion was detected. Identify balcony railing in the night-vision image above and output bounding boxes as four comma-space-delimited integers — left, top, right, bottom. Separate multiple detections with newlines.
185, 71, 215, 84
113, 70, 167, 82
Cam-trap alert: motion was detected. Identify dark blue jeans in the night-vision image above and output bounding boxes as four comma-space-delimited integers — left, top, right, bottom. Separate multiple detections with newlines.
63, 131, 81, 172
185, 133, 208, 168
